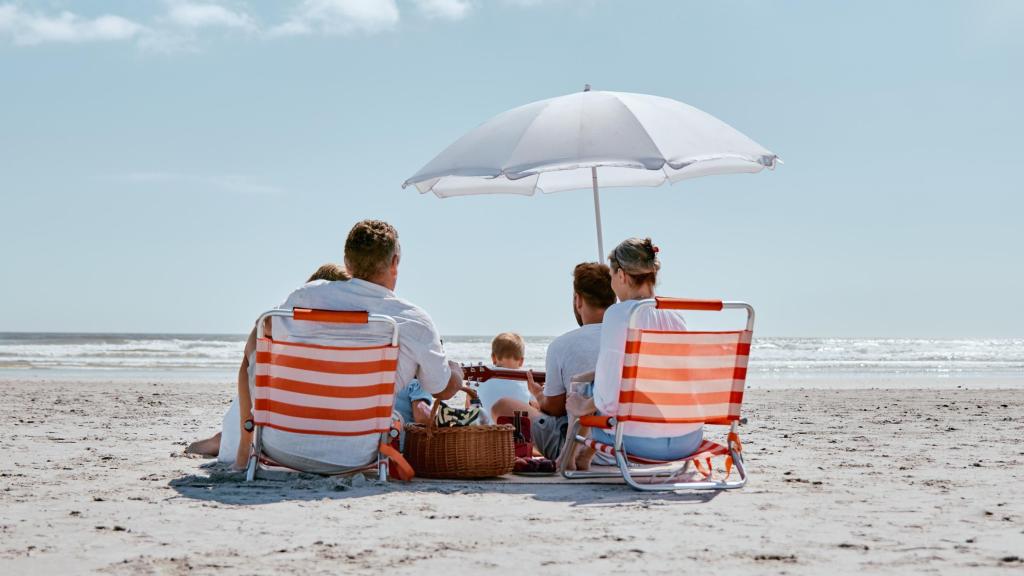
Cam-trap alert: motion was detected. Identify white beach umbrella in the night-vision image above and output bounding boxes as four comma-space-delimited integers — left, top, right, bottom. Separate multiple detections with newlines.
403, 87, 780, 261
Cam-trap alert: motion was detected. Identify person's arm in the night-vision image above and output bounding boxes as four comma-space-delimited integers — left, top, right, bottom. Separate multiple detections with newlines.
233, 328, 257, 469
527, 370, 566, 416
534, 342, 568, 416
565, 383, 597, 417
592, 305, 626, 416
433, 360, 464, 401
410, 319, 463, 400
412, 400, 433, 425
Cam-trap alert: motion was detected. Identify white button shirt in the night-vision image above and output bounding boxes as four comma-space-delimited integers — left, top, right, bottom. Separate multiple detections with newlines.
274, 278, 452, 395
257, 278, 452, 467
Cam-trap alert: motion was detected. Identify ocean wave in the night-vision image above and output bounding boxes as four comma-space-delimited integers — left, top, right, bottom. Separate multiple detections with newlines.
1, 333, 1022, 377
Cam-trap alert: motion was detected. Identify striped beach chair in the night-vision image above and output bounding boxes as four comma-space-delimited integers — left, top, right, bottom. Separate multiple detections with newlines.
244, 307, 413, 482
561, 297, 753, 491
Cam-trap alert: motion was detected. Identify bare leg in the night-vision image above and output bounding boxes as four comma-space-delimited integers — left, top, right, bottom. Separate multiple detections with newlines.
412, 400, 433, 425
557, 421, 596, 472
185, 432, 221, 457
233, 329, 257, 470
573, 430, 596, 470
490, 397, 540, 422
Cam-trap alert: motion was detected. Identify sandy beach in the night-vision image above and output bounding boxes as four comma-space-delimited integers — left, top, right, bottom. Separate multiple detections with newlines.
1, 377, 1021, 575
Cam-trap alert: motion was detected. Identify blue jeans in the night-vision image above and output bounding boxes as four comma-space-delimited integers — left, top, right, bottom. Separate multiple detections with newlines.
591, 426, 703, 461
393, 379, 433, 425
580, 382, 703, 461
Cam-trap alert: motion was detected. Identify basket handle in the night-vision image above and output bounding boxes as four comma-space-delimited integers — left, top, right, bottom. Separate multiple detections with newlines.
426, 400, 442, 438
424, 387, 479, 438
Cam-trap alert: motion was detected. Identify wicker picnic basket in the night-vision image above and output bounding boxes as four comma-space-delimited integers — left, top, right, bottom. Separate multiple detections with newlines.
403, 394, 515, 479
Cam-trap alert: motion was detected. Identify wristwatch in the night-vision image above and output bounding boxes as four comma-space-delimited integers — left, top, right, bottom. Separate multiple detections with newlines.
243, 419, 254, 432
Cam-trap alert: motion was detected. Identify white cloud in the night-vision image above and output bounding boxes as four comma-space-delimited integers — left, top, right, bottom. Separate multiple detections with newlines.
0, 5, 145, 45
165, 2, 256, 31
412, 0, 471, 20
0, 0, 555, 48
0, 5, 15, 28
271, 0, 399, 36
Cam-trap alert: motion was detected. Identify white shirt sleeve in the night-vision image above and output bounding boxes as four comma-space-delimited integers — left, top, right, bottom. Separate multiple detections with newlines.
410, 321, 452, 396
593, 302, 632, 416
543, 339, 565, 397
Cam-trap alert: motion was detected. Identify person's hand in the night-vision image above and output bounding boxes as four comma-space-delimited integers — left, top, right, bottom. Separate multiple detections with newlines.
525, 369, 543, 398
565, 391, 596, 417
459, 385, 479, 405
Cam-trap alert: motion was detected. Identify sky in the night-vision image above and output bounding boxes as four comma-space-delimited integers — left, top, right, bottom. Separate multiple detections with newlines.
1, 0, 1022, 338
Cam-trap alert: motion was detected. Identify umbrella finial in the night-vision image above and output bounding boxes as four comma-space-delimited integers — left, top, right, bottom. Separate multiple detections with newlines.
583, 83, 591, 92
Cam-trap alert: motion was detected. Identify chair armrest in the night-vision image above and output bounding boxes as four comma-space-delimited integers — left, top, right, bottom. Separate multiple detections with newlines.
579, 415, 614, 429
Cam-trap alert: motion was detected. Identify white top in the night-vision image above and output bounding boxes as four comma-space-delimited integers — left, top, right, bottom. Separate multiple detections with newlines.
593, 299, 702, 438
475, 377, 531, 425
255, 278, 452, 467
543, 323, 602, 398
274, 278, 451, 395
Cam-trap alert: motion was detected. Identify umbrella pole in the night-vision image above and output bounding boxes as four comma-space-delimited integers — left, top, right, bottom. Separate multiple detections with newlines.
591, 167, 605, 262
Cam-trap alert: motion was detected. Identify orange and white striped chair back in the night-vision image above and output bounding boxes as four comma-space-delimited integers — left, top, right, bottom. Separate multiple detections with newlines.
562, 297, 754, 490
618, 297, 752, 426
253, 337, 399, 437
245, 308, 413, 482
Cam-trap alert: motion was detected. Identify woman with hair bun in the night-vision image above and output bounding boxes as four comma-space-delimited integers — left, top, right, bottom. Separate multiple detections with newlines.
571, 237, 703, 465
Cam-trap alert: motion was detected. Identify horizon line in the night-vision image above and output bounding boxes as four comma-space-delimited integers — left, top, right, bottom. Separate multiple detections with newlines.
1, 331, 1020, 341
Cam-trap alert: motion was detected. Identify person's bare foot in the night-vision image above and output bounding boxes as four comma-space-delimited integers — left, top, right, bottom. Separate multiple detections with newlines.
574, 443, 596, 471
184, 433, 220, 458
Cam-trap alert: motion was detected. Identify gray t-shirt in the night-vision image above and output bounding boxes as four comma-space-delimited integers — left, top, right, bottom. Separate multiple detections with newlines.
543, 323, 602, 397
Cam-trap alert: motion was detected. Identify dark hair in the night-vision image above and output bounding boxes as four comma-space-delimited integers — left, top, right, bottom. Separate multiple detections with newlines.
573, 262, 615, 309
344, 220, 399, 280
307, 263, 350, 283
608, 237, 660, 287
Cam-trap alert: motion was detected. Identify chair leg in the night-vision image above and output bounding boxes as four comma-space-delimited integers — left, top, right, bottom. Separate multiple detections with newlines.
617, 450, 648, 491
558, 417, 581, 479
245, 426, 262, 482
245, 454, 257, 481
563, 423, 750, 491
377, 433, 389, 483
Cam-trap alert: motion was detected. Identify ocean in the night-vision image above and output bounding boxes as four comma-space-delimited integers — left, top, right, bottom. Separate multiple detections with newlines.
1, 332, 1021, 388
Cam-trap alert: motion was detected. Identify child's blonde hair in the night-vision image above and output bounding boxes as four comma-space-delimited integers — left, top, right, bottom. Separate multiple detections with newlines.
307, 263, 350, 283
491, 332, 525, 361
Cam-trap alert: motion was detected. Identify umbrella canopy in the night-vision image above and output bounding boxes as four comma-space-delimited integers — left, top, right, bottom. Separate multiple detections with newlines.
403, 88, 780, 258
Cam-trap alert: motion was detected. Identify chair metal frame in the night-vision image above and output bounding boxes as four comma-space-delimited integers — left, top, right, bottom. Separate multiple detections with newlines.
245, 307, 401, 483
560, 298, 754, 491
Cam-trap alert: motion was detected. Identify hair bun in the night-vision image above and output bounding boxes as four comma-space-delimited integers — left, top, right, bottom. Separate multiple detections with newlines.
642, 238, 658, 258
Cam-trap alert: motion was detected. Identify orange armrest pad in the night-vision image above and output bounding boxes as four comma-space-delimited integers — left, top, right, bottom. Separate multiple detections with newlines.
579, 415, 614, 428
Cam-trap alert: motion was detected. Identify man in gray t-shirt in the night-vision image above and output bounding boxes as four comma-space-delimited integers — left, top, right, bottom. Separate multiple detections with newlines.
493, 263, 616, 460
